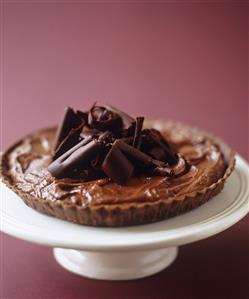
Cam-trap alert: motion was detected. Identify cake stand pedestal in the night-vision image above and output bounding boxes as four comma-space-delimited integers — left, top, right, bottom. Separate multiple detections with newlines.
1, 155, 248, 281
53, 247, 178, 280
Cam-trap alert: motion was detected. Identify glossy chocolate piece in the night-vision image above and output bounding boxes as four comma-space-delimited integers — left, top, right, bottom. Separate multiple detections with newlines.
133, 117, 144, 148
53, 107, 83, 151
53, 124, 83, 160
88, 104, 123, 136
106, 105, 136, 136
76, 110, 88, 123
115, 139, 153, 166
48, 137, 100, 178
140, 129, 178, 164
102, 143, 134, 184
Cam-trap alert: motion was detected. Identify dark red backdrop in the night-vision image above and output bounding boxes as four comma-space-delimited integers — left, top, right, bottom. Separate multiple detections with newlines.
1, 2, 248, 299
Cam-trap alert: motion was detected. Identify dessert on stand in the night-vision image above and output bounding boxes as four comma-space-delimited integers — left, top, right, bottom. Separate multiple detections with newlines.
1, 104, 248, 280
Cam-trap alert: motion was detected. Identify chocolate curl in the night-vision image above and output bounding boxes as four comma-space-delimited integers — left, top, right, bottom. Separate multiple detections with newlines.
141, 129, 178, 165
133, 117, 144, 148
53, 107, 83, 152
102, 143, 134, 184
91, 132, 114, 168
147, 146, 166, 162
48, 137, 102, 179
135, 134, 145, 150
115, 139, 153, 166
76, 110, 89, 124
53, 123, 83, 160
120, 137, 133, 145
88, 104, 123, 135
106, 105, 136, 137
98, 131, 114, 145
115, 139, 175, 178
80, 128, 101, 140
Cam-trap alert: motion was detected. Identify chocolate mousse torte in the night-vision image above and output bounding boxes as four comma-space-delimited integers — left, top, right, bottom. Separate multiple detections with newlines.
0, 104, 235, 226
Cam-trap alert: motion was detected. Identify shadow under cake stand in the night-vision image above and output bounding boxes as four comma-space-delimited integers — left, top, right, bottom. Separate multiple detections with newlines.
1, 155, 248, 280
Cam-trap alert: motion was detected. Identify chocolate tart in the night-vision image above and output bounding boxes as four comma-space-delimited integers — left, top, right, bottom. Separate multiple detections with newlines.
0, 119, 235, 227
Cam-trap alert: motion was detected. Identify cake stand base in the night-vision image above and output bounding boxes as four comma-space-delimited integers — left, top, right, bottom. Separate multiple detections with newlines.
53, 247, 178, 280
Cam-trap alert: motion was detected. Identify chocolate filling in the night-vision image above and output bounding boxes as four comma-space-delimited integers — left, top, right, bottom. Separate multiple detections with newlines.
2, 122, 228, 208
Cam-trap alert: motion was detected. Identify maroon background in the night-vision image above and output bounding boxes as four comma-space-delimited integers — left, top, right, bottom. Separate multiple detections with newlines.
1, 2, 248, 299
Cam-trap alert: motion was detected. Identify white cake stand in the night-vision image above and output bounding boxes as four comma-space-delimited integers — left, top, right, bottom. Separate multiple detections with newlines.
1, 155, 248, 281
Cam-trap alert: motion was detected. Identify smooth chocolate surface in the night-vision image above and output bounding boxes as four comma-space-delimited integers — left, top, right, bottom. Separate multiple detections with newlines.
3, 121, 227, 208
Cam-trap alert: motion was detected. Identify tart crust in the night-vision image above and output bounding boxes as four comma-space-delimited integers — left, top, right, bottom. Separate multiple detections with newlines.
0, 121, 235, 227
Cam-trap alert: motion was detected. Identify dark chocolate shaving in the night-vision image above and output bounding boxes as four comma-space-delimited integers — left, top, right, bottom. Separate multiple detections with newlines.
106, 105, 136, 137
98, 131, 114, 145
133, 117, 144, 148
88, 104, 123, 136
48, 104, 188, 184
80, 128, 100, 140
102, 143, 134, 184
53, 124, 83, 160
76, 110, 88, 123
115, 139, 153, 166
53, 107, 83, 151
140, 129, 178, 165
120, 137, 133, 145
48, 138, 103, 179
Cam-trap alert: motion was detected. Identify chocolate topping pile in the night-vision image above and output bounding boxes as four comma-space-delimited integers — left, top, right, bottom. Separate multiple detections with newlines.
48, 104, 186, 184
